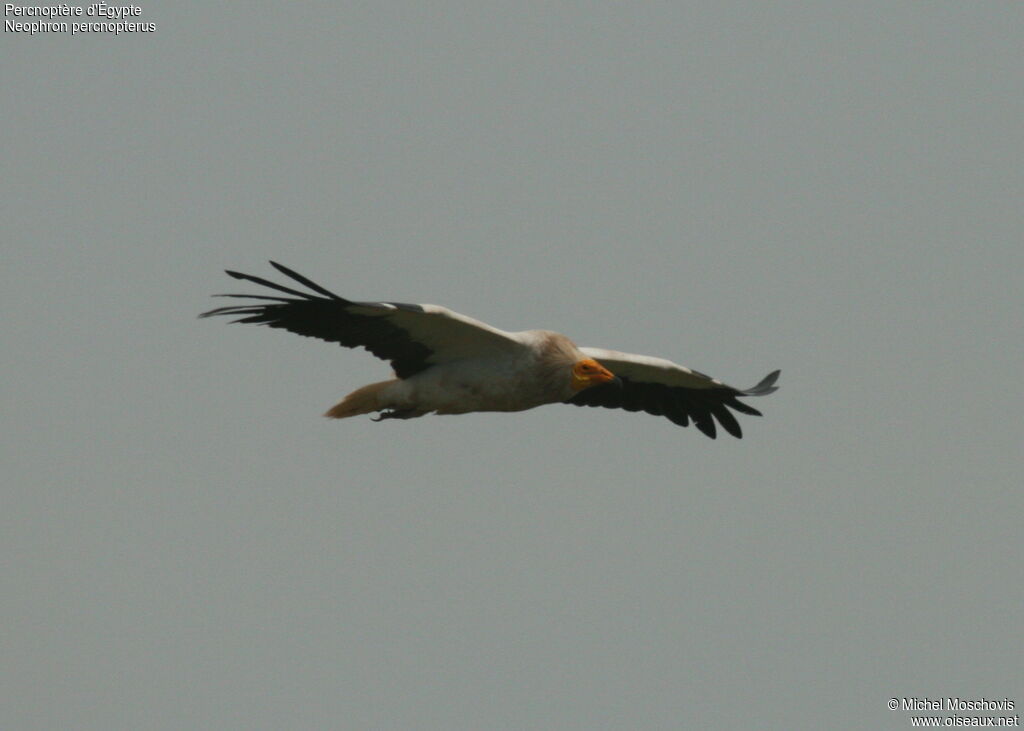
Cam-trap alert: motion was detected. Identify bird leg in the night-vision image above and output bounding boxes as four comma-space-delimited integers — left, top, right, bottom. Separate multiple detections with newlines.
371, 408, 423, 421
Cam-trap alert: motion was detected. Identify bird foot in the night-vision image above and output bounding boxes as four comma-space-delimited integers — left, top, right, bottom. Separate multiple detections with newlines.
371, 409, 421, 421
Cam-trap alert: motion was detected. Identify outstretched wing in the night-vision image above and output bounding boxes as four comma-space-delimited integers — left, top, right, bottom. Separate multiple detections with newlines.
200, 262, 524, 378
566, 347, 780, 439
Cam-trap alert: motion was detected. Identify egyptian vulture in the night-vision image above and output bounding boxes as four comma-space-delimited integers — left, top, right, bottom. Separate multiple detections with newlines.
201, 262, 779, 439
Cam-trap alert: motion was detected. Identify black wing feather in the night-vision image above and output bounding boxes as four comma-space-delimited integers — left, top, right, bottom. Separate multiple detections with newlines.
200, 262, 433, 378
567, 371, 779, 440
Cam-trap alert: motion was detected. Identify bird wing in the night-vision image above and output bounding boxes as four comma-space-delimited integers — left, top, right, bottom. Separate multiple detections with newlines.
566, 347, 780, 439
200, 262, 525, 379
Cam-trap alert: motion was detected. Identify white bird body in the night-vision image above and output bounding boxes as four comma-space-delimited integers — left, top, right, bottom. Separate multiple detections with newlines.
334, 330, 584, 417
201, 263, 780, 439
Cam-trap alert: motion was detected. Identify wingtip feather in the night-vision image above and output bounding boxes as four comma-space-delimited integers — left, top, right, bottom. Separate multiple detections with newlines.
268, 261, 345, 301
743, 369, 781, 396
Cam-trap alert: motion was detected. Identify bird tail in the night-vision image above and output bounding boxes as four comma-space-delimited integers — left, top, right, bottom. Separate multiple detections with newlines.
324, 380, 396, 419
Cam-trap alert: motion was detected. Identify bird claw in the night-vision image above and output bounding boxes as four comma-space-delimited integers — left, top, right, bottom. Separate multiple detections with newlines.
371, 409, 420, 421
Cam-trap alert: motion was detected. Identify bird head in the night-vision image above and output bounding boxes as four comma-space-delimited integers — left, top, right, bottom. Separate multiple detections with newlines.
570, 358, 621, 392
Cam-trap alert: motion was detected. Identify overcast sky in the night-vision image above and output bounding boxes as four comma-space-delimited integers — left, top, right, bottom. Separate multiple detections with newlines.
3, 2, 1022, 729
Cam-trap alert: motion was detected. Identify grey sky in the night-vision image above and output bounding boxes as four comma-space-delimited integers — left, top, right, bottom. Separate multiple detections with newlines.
3, 2, 1022, 729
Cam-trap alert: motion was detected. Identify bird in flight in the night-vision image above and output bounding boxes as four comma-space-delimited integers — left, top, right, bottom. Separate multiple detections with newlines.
200, 262, 779, 439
